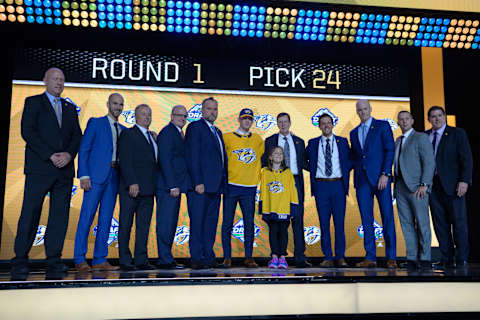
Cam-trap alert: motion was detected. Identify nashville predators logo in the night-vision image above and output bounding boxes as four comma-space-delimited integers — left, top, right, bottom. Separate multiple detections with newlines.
232, 148, 257, 164
267, 181, 284, 193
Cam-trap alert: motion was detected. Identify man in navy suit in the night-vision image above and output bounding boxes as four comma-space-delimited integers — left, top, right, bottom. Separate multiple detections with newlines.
350, 99, 396, 268
73, 93, 125, 272
155, 105, 191, 269
261, 112, 310, 268
185, 97, 228, 269
306, 114, 351, 267
11, 68, 82, 274
118, 104, 158, 271
426, 106, 473, 268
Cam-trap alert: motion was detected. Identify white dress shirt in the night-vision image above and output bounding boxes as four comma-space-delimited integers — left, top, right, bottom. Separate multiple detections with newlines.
429, 122, 446, 156
136, 124, 158, 161
278, 132, 298, 175
316, 135, 342, 178
358, 117, 373, 149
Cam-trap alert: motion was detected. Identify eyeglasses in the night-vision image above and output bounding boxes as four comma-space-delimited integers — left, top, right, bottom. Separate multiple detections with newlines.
173, 114, 187, 118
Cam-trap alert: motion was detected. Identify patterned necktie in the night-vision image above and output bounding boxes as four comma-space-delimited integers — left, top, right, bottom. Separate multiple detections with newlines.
283, 136, 290, 168
114, 122, 120, 162
53, 97, 62, 127
432, 131, 438, 154
325, 138, 332, 177
146, 131, 156, 160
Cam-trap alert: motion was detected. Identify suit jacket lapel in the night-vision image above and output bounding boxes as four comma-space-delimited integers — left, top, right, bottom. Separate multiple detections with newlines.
436, 126, 451, 157
202, 119, 222, 157
352, 126, 361, 152
133, 125, 154, 161
363, 118, 377, 151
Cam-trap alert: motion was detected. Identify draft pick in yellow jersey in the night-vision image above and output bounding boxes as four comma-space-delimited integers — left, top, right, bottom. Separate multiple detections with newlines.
259, 167, 299, 221
223, 132, 264, 187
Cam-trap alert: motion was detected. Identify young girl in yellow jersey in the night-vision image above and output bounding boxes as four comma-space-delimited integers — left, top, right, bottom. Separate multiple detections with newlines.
259, 146, 299, 269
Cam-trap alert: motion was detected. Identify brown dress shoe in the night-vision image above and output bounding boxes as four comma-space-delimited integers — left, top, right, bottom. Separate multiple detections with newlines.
244, 258, 258, 268
75, 262, 91, 272
319, 260, 334, 267
336, 258, 349, 268
92, 262, 119, 271
222, 258, 232, 268
355, 259, 377, 268
386, 259, 397, 269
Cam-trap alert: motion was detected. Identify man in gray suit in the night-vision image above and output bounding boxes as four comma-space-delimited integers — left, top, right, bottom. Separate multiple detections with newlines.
394, 111, 435, 270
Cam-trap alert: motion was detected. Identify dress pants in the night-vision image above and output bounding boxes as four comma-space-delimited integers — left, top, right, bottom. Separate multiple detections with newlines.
74, 168, 118, 265
430, 175, 469, 262
221, 186, 256, 259
395, 179, 431, 262
266, 220, 290, 256
355, 170, 396, 261
12, 174, 73, 267
292, 174, 307, 263
187, 191, 221, 265
155, 189, 181, 265
118, 189, 154, 266
313, 180, 346, 261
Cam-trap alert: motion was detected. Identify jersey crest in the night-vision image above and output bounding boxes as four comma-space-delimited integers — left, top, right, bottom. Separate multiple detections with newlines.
232, 148, 257, 164
267, 181, 284, 193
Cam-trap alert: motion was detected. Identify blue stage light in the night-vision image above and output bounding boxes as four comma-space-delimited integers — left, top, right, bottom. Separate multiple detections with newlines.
426, 25, 432, 32
313, 18, 320, 25
184, 10, 191, 17
306, 18, 312, 25
44, 8, 52, 16
240, 29, 247, 37
107, 21, 115, 28
298, 17, 305, 24
250, 6, 257, 14
167, 25, 174, 32
376, 14, 382, 21
321, 19, 328, 26
322, 11, 329, 18
475, 36, 480, 42
114, 0, 121, 4
384, 15, 390, 22
319, 34, 325, 41
371, 37, 377, 44
43, 0, 51, 8
241, 14, 248, 21
433, 26, 440, 33
115, 5, 123, 12
107, 13, 114, 20
249, 22, 255, 29
361, 13, 367, 20
299, 9, 306, 17
438, 34, 445, 40
365, 29, 372, 36
25, 0, 32, 6
295, 33, 301, 40
357, 29, 364, 36
53, 9, 60, 16
372, 30, 379, 37
26, 7, 34, 14
125, 0, 132, 4
242, 5, 249, 13
34, 8, 42, 15
192, 26, 199, 33
428, 18, 435, 25
258, 7, 266, 14
98, 12, 106, 19
233, 21, 240, 28
256, 30, 263, 37
175, 25, 182, 32
311, 34, 317, 40
234, 5, 241, 13
54, 17, 61, 24
258, 16, 265, 22
422, 40, 428, 46
440, 26, 447, 33
380, 30, 386, 37
312, 26, 318, 33
473, 43, 479, 49
167, 9, 174, 16
232, 29, 239, 36
355, 36, 362, 43
429, 40, 435, 46
27, 16, 35, 23
424, 33, 431, 39
382, 22, 388, 29
45, 17, 53, 24
167, 17, 174, 24
99, 20, 106, 28
33, 0, 41, 7
125, 14, 132, 21
304, 25, 311, 33
319, 26, 326, 33
421, 17, 428, 24
125, 22, 132, 29
167, 1, 174, 8
435, 18, 442, 25
176, 9, 183, 16
116, 13, 123, 20
184, 1, 192, 9
378, 38, 385, 44
417, 33, 423, 39
116, 21, 123, 29
366, 22, 373, 29
175, 1, 182, 8
431, 34, 438, 40
359, 21, 366, 28
184, 17, 191, 25
435, 41, 442, 47
175, 17, 183, 24
296, 25, 303, 32
256, 23, 263, 30
306, 10, 313, 17
240, 21, 247, 29
233, 13, 240, 20
192, 10, 200, 18
443, 18, 450, 25
302, 33, 309, 40
124, 5, 131, 13
184, 26, 191, 33
192, 2, 200, 10
414, 39, 421, 46
374, 22, 381, 29
368, 14, 375, 21
314, 10, 321, 18
419, 25, 425, 32
248, 30, 255, 37
107, 4, 114, 12
249, 14, 257, 21
106, 0, 113, 4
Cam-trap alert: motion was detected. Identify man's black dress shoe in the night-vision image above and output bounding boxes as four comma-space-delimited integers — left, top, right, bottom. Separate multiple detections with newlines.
206, 260, 219, 269
136, 264, 156, 271
157, 262, 185, 270
295, 261, 312, 268
47, 263, 69, 273
419, 260, 432, 270
120, 264, 136, 271
432, 261, 455, 269
400, 260, 418, 270
190, 262, 204, 270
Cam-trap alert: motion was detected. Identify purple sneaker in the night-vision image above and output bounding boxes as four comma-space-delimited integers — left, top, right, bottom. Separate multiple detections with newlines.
278, 257, 288, 269
268, 257, 279, 269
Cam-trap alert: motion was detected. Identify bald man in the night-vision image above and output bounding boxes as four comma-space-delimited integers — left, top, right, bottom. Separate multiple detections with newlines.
11, 67, 82, 274
73, 93, 126, 272
154, 105, 191, 269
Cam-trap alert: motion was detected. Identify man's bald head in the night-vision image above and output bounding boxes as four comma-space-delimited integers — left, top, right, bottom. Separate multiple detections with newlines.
171, 104, 187, 129
43, 67, 65, 97
356, 99, 372, 123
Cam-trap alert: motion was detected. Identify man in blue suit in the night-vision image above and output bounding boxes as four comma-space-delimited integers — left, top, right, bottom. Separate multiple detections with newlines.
185, 97, 228, 269
73, 93, 125, 272
261, 112, 310, 268
350, 99, 396, 268
155, 105, 191, 269
306, 114, 351, 268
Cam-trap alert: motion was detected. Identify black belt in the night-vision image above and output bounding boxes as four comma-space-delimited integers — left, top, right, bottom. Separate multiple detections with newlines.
315, 177, 342, 182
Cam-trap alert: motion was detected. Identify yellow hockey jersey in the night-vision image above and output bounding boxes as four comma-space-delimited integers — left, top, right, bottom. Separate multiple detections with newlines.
223, 132, 264, 187
259, 167, 299, 220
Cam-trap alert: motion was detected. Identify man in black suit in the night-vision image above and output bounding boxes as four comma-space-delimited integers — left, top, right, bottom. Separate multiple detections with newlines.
155, 105, 190, 269
261, 112, 310, 268
11, 67, 82, 274
426, 106, 473, 268
118, 104, 158, 271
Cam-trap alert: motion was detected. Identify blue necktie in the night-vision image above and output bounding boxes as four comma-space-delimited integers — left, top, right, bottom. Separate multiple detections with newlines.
361, 124, 368, 149
147, 131, 156, 160
432, 131, 438, 154
325, 138, 332, 177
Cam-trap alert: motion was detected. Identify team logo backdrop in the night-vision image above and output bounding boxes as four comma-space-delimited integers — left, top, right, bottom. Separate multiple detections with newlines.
1, 84, 409, 259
